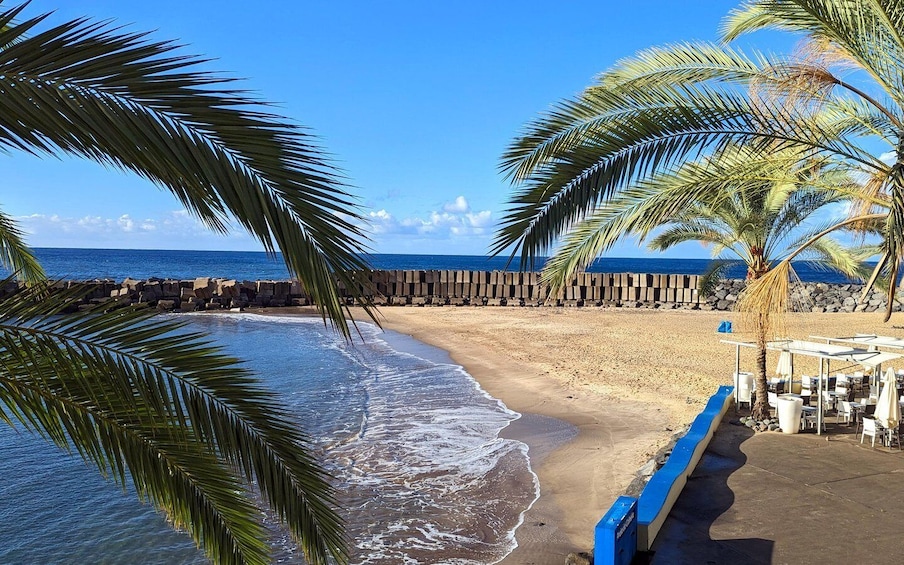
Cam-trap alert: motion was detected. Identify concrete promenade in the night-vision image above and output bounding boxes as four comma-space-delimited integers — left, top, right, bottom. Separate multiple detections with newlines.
650, 416, 904, 564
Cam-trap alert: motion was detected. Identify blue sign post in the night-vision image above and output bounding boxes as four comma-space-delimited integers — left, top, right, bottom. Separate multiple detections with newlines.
594, 496, 638, 565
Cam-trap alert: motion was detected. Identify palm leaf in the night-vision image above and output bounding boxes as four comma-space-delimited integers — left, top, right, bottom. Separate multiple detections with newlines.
0, 283, 346, 565
0, 210, 44, 283
495, 39, 891, 268
699, 259, 737, 296
723, 1, 904, 108
0, 3, 375, 335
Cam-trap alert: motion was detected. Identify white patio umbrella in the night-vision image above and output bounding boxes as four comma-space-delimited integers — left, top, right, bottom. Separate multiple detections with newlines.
875, 368, 901, 430
776, 350, 793, 379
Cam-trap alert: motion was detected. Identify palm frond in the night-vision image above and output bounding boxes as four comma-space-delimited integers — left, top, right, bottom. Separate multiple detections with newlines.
0, 4, 375, 335
699, 259, 736, 296
723, 0, 904, 108
0, 210, 44, 283
648, 222, 735, 253
0, 283, 347, 565
537, 169, 740, 292
495, 37, 891, 267
737, 260, 792, 338
796, 236, 872, 280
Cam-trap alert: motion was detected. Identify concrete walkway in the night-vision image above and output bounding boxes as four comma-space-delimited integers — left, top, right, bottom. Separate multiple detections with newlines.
649, 415, 904, 564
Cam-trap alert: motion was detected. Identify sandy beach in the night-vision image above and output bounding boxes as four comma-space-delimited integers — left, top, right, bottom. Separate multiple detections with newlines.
327, 306, 901, 563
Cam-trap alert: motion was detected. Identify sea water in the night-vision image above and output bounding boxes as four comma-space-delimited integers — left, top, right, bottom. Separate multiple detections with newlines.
14, 247, 867, 283
0, 314, 538, 564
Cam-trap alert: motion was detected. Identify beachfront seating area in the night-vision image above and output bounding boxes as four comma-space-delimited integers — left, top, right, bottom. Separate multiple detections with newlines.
726, 335, 904, 448
745, 368, 904, 450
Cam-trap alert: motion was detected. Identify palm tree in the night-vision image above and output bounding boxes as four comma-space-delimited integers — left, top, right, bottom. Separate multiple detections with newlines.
541, 145, 872, 419
0, 3, 377, 564
495, 1, 900, 295
494, 0, 904, 414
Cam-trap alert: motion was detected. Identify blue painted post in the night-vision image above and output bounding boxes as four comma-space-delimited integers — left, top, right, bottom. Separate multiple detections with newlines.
594, 496, 638, 565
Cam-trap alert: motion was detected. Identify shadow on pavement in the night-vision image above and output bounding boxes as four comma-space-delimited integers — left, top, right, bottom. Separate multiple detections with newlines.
644, 418, 774, 565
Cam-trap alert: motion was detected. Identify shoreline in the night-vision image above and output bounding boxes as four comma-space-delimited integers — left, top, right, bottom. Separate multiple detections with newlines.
364, 308, 674, 563
258, 306, 904, 563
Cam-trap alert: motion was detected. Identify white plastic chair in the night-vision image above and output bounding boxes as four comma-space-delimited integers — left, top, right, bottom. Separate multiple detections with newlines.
800, 375, 813, 400
835, 374, 849, 392
738, 380, 752, 409
862, 416, 880, 448
822, 390, 836, 411
768, 391, 778, 413
735, 372, 753, 410
838, 401, 854, 425
853, 371, 866, 392
888, 425, 903, 451
802, 406, 825, 431
835, 385, 849, 402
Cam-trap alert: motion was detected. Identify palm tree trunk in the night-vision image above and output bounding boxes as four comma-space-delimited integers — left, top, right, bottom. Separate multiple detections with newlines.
751, 325, 770, 420
747, 256, 772, 421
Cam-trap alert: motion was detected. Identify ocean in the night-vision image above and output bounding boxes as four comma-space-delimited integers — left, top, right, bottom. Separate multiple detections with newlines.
16, 247, 867, 284
0, 248, 861, 564
0, 314, 538, 564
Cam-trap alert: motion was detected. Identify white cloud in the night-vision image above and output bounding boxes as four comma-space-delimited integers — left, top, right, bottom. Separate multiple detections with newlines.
465, 210, 492, 228
15, 202, 495, 253
118, 214, 135, 232
28, 212, 183, 237
442, 195, 470, 213
14, 210, 260, 250
365, 202, 493, 242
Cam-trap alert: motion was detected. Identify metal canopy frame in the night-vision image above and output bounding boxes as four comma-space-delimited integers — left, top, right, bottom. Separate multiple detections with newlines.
811, 334, 904, 391
810, 334, 904, 351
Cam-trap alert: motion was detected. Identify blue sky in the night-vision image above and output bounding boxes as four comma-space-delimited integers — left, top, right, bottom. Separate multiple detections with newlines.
8, 1, 797, 257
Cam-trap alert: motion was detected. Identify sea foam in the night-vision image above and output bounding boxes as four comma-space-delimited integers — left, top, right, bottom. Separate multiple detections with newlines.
0, 312, 538, 564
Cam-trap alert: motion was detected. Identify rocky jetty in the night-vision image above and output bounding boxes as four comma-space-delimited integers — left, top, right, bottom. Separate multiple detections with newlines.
704, 279, 899, 313
0, 272, 892, 313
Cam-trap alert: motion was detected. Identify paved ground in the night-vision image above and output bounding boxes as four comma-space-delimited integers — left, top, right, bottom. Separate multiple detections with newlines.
649, 413, 904, 565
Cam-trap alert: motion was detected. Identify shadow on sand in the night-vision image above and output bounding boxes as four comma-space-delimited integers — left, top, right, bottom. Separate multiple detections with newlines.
642, 416, 774, 565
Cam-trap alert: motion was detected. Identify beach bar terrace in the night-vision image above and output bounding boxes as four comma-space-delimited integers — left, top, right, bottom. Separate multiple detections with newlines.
722, 338, 902, 434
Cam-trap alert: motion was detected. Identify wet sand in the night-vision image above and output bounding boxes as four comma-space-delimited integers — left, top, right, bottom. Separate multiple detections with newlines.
275, 306, 901, 563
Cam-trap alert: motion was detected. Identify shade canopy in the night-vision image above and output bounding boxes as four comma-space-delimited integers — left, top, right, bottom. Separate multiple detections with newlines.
766, 339, 902, 368
722, 338, 902, 375
812, 334, 904, 352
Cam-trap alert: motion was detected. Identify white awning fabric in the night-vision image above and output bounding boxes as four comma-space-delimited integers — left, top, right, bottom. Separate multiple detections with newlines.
768, 339, 902, 368
810, 334, 904, 351
721, 338, 903, 367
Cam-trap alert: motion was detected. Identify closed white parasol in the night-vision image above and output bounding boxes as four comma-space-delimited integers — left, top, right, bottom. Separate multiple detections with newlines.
775, 350, 793, 379
875, 367, 901, 430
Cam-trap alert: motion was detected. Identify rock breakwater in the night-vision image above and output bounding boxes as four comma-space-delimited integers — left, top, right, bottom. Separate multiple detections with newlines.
706, 279, 899, 313
2, 271, 893, 313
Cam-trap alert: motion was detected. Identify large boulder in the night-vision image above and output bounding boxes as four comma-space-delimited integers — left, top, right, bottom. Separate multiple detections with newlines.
161, 280, 181, 298
217, 279, 240, 298
193, 277, 216, 300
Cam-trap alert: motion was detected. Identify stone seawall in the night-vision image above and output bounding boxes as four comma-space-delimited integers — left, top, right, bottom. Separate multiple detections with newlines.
7, 270, 895, 313
707, 279, 899, 313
